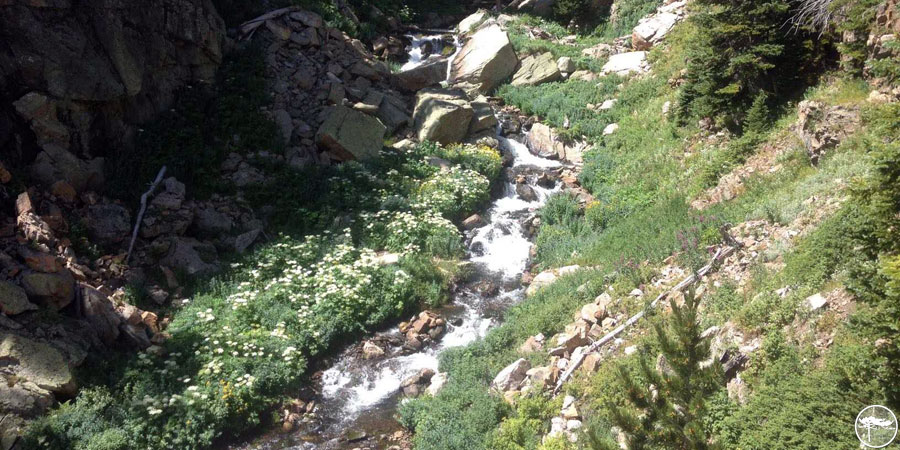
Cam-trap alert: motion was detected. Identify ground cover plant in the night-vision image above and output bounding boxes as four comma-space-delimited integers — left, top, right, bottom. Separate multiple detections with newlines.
24, 133, 499, 449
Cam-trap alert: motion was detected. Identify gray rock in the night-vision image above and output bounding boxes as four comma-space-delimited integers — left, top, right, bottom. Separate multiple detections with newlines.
377, 94, 412, 135
289, 11, 324, 28
557, 56, 576, 73
81, 284, 123, 345
21, 270, 75, 311
492, 358, 531, 391
0, 376, 54, 417
274, 109, 294, 144
468, 101, 498, 135
393, 57, 449, 92
516, 184, 538, 202
412, 88, 474, 145
1, 0, 225, 157
601, 51, 649, 76
0, 332, 76, 395
30, 145, 105, 193
234, 229, 261, 254
0, 281, 38, 315
84, 203, 132, 246
194, 207, 234, 235
450, 25, 518, 94
150, 177, 185, 210
316, 105, 387, 161
159, 237, 218, 276
511, 52, 562, 87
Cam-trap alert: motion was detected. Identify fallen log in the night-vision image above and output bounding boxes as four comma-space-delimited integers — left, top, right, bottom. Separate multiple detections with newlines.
125, 166, 166, 265
552, 227, 741, 394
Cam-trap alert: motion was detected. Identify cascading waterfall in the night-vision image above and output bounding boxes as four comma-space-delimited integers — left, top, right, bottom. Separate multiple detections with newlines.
243, 29, 564, 450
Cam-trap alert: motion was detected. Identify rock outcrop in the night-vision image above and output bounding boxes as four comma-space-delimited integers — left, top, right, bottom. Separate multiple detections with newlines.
1, 0, 225, 160
794, 100, 861, 164
631, 1, 687, 50
450, 25, 519, 94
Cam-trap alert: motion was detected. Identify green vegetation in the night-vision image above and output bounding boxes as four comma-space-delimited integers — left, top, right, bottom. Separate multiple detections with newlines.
405, 2, 899, 448
676, 0, 830, 131
590, 291, 722, 449
25, 138, 499, 449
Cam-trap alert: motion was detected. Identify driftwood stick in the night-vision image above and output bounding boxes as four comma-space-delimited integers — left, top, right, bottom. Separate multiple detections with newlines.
552, 233, 741, 394
126, 166, 166, 265
238, 6, 299, 38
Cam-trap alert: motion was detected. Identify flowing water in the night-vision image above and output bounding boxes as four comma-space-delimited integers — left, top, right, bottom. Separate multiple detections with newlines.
240, 31, 563, 450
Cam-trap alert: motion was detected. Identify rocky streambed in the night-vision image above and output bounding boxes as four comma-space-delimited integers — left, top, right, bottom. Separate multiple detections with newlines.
234, 23, 582, 450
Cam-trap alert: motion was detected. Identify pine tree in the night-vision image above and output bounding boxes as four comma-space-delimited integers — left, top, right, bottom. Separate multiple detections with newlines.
676, 0, 829, 131
589, 290, 722, 450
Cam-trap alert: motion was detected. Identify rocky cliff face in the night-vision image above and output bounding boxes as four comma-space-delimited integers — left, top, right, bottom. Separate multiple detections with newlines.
0, 0, 226, 165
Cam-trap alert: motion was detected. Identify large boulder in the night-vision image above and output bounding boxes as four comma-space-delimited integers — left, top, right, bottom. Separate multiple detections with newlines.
450, 25, 518, 94
81, 285, 123, 346
412, 88, 474, 145
21, 270, 75, 310
492, 358, 531, 391
458, 10, 489, 34
511, 52, 562, 86
316, 106, 387, 161
601, 51, 649, 76
159, 237, 218, 276
393, 57, 449, 92
527, 123, 565, 158
30, 144, 104, 193
632, 1, 686, 50
526, 265, 581, 297
0, 332, 76, 396
84, 203, 132, 246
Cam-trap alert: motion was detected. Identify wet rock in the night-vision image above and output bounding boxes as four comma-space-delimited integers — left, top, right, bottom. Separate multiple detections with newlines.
345, 430, 368, 442
450, 25, 518, 94
393, 57, 449, 92
516, 184, 538, 202
316, 105, 387, 161
426, 372, 448, 396
401, 368, 436, 396
492, 358, 530, 391
362, 341, 385, 359
462, 214, 485, 230
511, 52, 562, 87
412, 88, 474, 145
0, 332, 76, 396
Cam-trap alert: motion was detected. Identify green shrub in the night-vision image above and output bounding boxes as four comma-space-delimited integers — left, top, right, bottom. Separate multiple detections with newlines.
676, 0, 831, 131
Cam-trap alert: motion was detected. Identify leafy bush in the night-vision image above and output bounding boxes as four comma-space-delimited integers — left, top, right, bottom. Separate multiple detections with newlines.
592, 0, 662, 39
